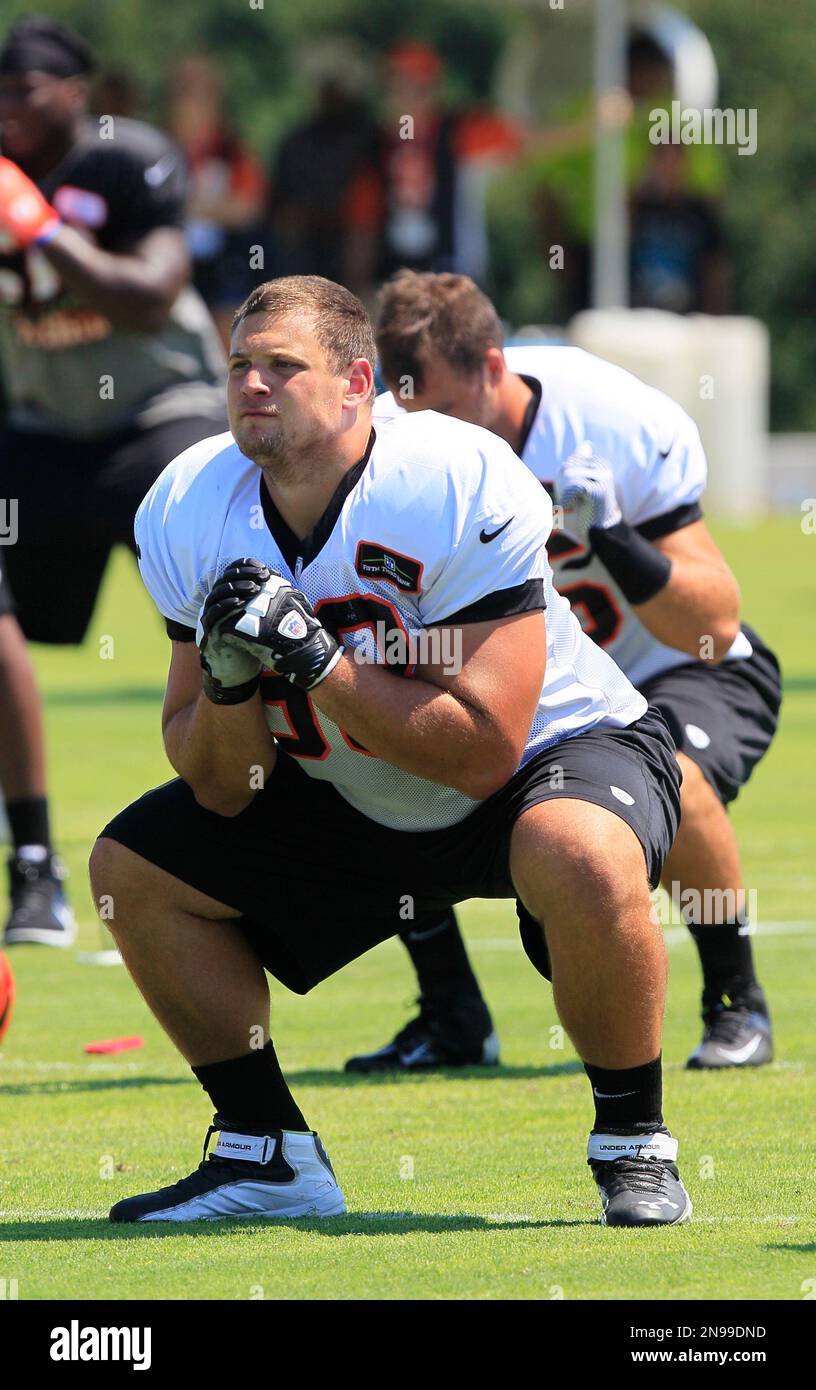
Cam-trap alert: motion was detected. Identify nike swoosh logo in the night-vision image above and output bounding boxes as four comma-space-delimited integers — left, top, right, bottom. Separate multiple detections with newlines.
593, 1088, 638, 1099
405, 922, 449, 943
400, 1043, 433, 1067
714, 1034, 763, 1063
480, 517, 514, 543
144, 155, 176, 187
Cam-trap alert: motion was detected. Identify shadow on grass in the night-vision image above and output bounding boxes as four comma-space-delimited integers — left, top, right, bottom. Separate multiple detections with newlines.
1, 1063, 583, 1098
44, 686, 164, 708
0, 1212, 595, 1242
0, 1076, 192, 1098
289, 1061, 585, 1085
764, 1242, 816, 1252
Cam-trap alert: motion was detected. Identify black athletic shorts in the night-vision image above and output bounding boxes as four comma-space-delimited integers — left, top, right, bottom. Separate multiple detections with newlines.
639, 624, 781, 806
99, 707, 681, 994
0, 547, 14, 622
0, 413, 226, 643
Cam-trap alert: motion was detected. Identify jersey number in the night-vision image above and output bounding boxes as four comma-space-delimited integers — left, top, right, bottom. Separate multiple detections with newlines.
260, 593, 410, 760
558, 579, 622, 648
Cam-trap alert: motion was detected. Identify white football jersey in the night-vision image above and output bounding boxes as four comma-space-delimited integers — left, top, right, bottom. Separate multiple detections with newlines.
375, 346, 751, 687
136, 411, 645, 831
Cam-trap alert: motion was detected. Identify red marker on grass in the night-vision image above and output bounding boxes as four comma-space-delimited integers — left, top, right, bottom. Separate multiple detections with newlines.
84, 1036, 144, 1055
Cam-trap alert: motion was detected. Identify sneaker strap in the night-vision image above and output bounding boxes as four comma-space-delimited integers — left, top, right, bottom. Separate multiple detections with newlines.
588, 1130, 678, 1163
212, 1129, 280, 1165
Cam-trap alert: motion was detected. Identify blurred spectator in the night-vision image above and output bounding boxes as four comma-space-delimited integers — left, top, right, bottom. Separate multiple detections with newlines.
449, 108, 524, 287
268, 40, 381, 301
379, 41, 457, 277
515, 28, 728, 319
167, 54, 267, 346
380, 41, 522, 287
630, 142, 731, 314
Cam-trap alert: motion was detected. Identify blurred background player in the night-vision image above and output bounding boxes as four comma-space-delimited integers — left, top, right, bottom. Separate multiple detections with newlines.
167, 54, 268, 349
0, 16, 226, 946
352, 270, 781, 1074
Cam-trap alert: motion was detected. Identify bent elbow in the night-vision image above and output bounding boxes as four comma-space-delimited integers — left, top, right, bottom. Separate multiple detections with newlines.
458, 747, 521, 802
703, 618, 741, 664
192, 785, 253, 818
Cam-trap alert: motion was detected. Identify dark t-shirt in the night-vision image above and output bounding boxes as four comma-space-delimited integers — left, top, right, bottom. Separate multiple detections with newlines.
0, 117, 226, 438
629, 195, 725, 314
270, 104, 381, 282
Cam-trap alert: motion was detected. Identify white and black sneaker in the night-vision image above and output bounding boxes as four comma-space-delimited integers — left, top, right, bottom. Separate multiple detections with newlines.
344, 995, 500, 1073
109, 1117, 347, 1223
686, 995, 773, 1070
3, 850, 76, 948
588, 1129, 692, 1227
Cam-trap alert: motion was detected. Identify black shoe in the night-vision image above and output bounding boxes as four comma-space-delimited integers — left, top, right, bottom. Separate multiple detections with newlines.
3, 852, 76, 947
686, 991, 773, 1070
588, 1129, 692, 1227
344, 995, 500, 1073
109, 1116, 346, 1223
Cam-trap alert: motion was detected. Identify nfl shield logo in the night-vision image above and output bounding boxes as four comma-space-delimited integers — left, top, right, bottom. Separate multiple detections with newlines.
278, 610, 308, 640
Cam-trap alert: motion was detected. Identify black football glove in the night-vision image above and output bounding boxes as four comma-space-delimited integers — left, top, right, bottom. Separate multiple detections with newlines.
197, 558, 272, 704
222, 569, 342, 691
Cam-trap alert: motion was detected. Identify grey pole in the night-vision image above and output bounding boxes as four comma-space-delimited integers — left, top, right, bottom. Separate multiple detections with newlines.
592, 0, 629, 308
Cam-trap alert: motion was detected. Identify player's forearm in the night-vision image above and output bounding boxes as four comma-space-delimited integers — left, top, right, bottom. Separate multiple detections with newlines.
311, 653, 519, 800
635, 562, 740, 661
163, 693, 277, 816
41, 226, 182, 331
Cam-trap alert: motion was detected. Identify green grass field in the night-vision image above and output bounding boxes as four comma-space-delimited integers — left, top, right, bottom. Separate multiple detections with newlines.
1, 516, 814, 1300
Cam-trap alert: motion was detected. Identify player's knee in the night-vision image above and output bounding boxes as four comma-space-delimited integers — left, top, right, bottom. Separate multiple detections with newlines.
512, 806, 646, 921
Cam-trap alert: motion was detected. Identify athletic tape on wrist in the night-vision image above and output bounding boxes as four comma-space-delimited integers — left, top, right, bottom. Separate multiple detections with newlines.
589, 520, 672, 605
33, 217, 63, 246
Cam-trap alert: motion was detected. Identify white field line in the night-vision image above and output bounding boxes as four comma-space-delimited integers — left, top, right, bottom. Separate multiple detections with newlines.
1, 1209, 100, 1220
471, 921, 816, 951
0, 1058, 150, 1072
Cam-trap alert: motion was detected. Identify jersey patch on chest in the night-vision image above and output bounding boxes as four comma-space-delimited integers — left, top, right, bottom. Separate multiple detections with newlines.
355, 541, 423, 594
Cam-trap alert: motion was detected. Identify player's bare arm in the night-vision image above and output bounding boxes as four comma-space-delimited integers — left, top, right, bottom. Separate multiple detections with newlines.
39, 225, 190, 333
162, 640, 277, 818
634, 520, 741, 661
311, 611, 547, 801
0, 157, 189, 331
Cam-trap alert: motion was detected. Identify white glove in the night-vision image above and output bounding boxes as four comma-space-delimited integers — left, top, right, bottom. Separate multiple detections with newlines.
196, 558, 269, 704
554, 447, 622, 545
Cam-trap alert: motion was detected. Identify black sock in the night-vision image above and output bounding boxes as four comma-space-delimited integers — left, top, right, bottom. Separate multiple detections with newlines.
688, 918, 761, 1011
193, 1040, 308, 1133
6, 796, 51, 853
584, 1055, 663, 1133
399, 909, 486, 1008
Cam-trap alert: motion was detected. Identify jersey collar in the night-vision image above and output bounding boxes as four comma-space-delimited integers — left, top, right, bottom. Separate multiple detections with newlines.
258, 426, 376, 575
517, 374, 543, 458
